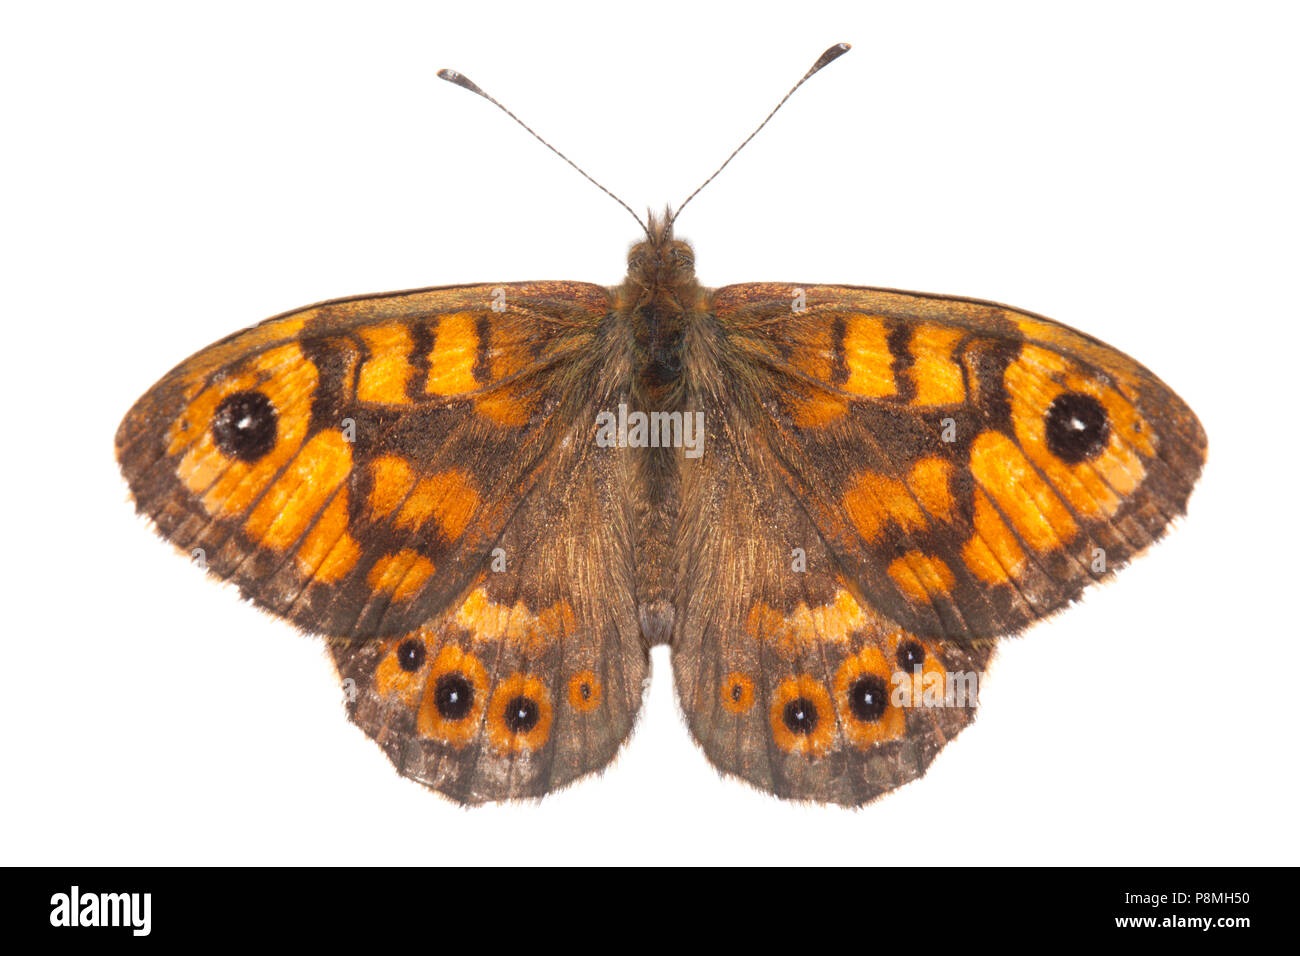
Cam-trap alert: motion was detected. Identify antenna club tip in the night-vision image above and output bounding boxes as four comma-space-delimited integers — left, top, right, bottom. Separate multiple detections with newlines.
811, 42, 852, 74
438, 69, 486, 97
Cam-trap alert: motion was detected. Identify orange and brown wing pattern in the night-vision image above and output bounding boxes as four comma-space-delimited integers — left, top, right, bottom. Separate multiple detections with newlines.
708, 283, 1207, 642
116, 280, 611, 639
672, 349, 990, 804
330, 387, 648, 803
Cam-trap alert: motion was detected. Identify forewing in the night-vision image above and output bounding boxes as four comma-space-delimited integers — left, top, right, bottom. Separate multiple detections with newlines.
116, 280, 610, 639
708, 283, 1207, 642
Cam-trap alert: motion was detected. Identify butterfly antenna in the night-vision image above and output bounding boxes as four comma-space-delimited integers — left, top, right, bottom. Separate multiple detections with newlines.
438, 68, 649, 235
669, 42, 851, 227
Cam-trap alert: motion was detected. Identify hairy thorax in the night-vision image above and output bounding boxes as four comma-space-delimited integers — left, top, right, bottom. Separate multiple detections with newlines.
616, 213, 704, 403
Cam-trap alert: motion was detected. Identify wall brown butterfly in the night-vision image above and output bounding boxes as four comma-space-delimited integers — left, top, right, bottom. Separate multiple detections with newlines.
116, 44, 1206, 805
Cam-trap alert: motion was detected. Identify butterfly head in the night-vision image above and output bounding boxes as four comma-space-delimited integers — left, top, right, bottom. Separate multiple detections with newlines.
624, 209, 697, 305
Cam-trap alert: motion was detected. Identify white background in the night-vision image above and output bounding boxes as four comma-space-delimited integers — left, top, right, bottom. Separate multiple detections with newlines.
2, 1, 1297, 865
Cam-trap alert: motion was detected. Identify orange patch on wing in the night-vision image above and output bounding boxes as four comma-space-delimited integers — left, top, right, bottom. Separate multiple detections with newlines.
474, 384, 536, 426
908, 324, 966, 405
969, 430, 1078, 552
887, 551, 956, 603
455, 587, 572, 654
366, 549, 436, 602
843, 471, 926, 543
907, 457, 955, 521
746, 589, 865, 653
833, 647, 906, 748
770, 676, 837, 755
787, 385, 848, 426
367, 455, 414, 519
357, 324, 414, 404
961, 490, 1027, 585
538, 602, 578, 636
172, 344, 318, 517
367, 460, 480, 539
295, 487, 361, 582
842, 314, 896, 397
486, 674, 554, 753
394, 470, 480, 539
721, 673, 756, 714
425, 312, 479, 395
567, 671, 603, 712
1005, 345, 1152, 518
245, 429, 352, 551
416, 645, 488, 744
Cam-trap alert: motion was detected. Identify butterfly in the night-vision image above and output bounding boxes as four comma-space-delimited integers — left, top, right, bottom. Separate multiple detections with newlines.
116, 44, 1205, 805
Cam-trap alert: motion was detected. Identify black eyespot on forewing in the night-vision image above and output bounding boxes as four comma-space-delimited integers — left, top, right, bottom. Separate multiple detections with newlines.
396, 638, 425, 672
782, 697, 819, 735
211, 390, 277, 462
896, 639, 925, 672
504, 696, 540, 734
434, 674, 474, 721
1044, 392, 1109, 463
848, 675, 888, 722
